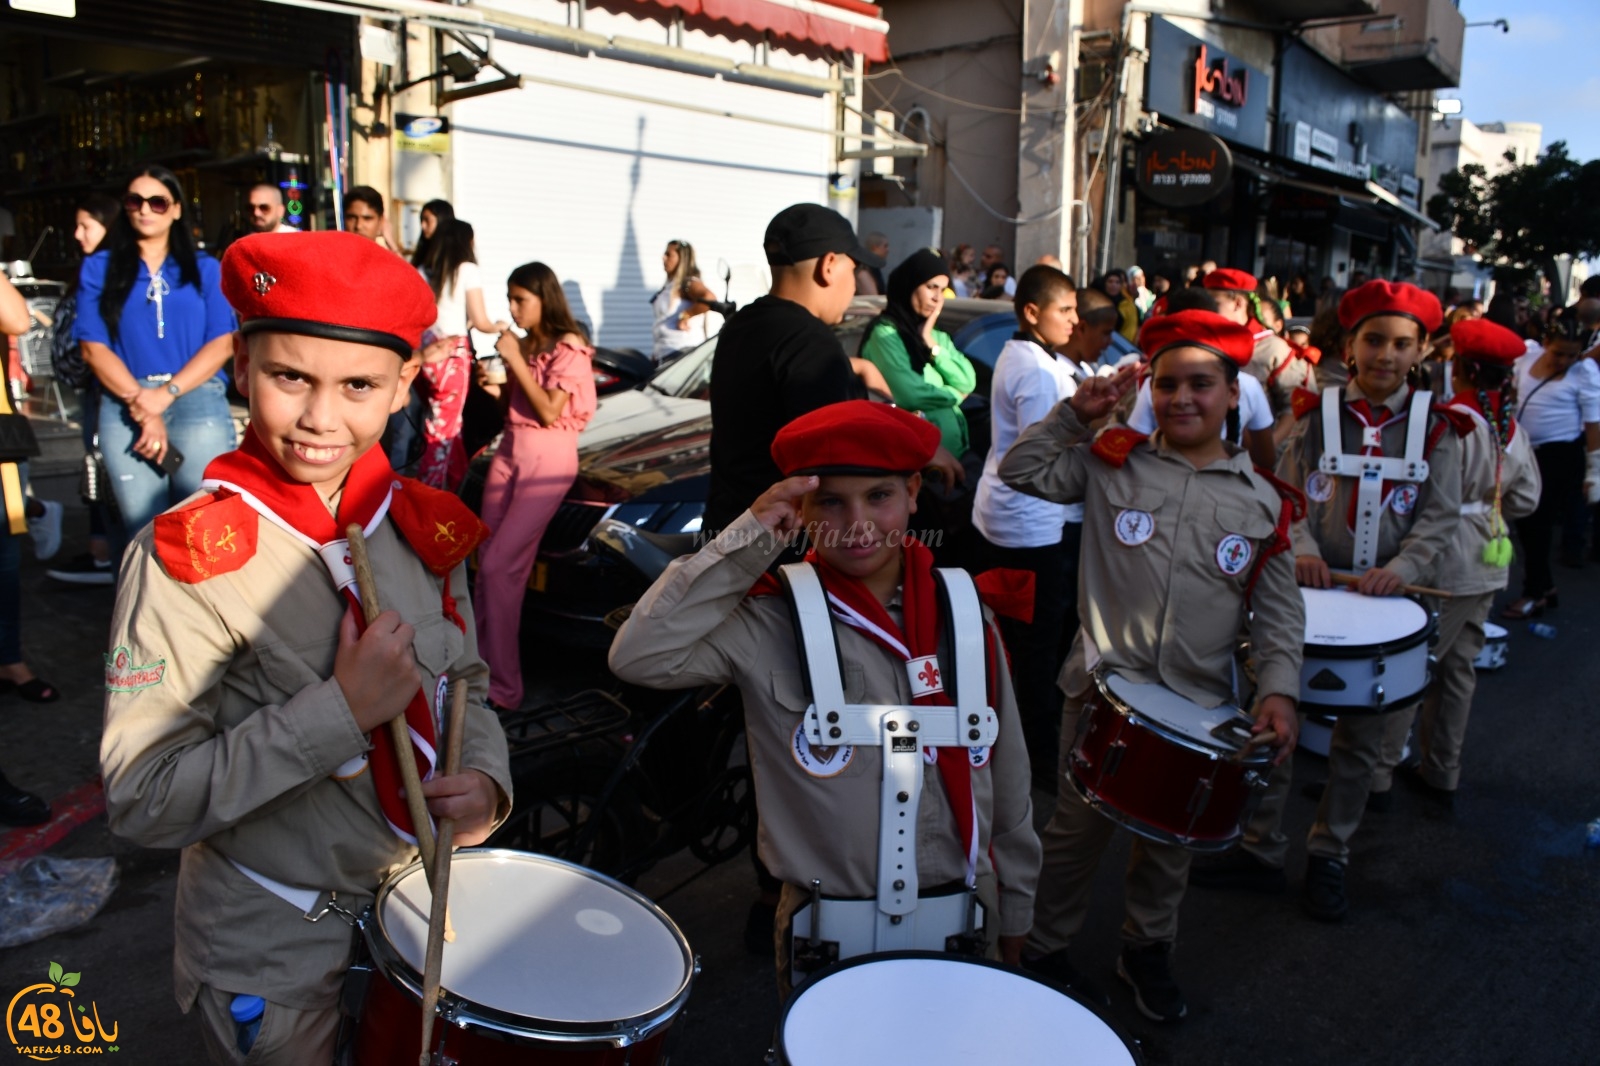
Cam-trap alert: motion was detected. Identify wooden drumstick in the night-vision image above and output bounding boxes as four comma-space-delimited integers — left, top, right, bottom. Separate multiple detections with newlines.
1329, 571, 1452, 600
346, 524, 438, 879
418, 680, 470, 1066
1232, 729, 1280, 762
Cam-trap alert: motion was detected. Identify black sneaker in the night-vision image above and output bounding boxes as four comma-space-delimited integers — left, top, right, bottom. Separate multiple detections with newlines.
1022, 949, 1110, 1006
1188, 848, 1286, 893
1398, 765, 1455, 813
1116, 943, 1187, 1022
46, 553, 115, 587
1302, 857, 1349, 922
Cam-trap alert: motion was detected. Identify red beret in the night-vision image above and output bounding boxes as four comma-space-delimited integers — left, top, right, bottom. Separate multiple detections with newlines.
771, 400, 941, 477
1337, 280, 1443, 335
221, 231, 437, 357
1202, 268, 1258, 294
1450, 317, 1525, 367
1138, 310, 1255, 367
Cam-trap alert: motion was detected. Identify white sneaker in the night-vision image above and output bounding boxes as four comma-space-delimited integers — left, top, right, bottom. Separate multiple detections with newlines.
27, 499, 62, 560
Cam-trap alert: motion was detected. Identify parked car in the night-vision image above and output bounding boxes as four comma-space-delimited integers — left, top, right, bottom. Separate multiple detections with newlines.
459, 296, 1010, 647
590, 345, 659, 396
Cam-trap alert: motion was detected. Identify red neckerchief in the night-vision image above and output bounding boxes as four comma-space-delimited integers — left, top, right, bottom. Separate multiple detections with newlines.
1342, 394, 1410, 534
203, 431, 439, 843
809, 538, 981, 885
1448, 388, 1515, 440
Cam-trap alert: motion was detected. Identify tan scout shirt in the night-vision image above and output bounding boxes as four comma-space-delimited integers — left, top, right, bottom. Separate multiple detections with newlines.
606, 510, 1041, 937
1440, 406, 1541, 595
101, 509, 512, 1012
1248, 331, 1316, 418
998, 402, 1305, 711
1278, 382, 1463, 586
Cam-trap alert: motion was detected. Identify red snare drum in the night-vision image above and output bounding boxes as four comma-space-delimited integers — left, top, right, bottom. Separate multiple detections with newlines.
354, 849, 695, 1065
1068, 673, 1271, 852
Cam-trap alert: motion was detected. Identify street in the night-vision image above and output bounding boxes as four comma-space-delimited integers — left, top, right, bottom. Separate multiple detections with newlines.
3, 504, 1598, 1065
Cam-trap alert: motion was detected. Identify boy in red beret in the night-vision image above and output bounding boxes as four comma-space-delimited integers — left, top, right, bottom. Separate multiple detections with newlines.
99, 231, 512, 1064
1373, 318, 1541, 807
999, 310, 1303, 1022
1193, 279, 1465, 922
1204, 267, 1314, 431
609, 399, 1040, 995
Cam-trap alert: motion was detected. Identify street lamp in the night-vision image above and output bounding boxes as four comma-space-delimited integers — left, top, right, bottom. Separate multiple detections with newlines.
1465, 19, 1510, 33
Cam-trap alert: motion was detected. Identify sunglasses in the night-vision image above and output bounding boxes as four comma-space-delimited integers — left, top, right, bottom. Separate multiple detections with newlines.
124, 193, 173, 214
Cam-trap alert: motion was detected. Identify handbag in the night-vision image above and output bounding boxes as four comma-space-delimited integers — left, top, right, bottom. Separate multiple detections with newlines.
0, 378, 39, 462
80, 435, 110, 505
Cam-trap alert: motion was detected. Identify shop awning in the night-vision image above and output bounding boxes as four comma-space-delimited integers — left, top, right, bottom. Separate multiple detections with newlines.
1363, 181, 1441, 232
626, 0, 888, 61
1234, 155, 1440, 232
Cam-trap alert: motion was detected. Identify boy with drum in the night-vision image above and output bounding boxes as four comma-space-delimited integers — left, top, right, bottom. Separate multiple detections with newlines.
99, 232, 512, 1064
1373, 318, 1541, 808
609, 401, 1041, 995
998, 310, 1303, 1022
1193, 281, 1466, 922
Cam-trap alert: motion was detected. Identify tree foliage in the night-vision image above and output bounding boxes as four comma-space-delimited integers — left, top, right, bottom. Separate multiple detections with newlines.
1427, 141, 1600, 293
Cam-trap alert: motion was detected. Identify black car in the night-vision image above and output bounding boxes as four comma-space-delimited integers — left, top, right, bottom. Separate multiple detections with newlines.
460, 296, 1011, 647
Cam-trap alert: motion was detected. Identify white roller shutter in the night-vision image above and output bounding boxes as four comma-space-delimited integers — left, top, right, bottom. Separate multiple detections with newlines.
452, 42, 834, 352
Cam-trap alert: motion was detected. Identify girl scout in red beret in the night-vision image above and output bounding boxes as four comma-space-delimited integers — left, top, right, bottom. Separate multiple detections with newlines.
1374, 318, 1541, 806
609, 400, 1041, 997
99, 232, 511, 1065
1194, 280, 1466, 922
999, 310, 1303, 1023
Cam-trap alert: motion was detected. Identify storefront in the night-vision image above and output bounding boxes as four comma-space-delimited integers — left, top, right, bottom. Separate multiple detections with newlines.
0, 0, 356, 279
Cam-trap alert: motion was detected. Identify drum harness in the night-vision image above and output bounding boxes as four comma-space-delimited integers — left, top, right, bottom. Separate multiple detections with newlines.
1318, 385, 1433, 571
779, 563, 999, 978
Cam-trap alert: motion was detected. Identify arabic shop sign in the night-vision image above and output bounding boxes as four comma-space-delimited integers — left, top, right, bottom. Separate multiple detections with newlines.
1137, 128, 1233, 207
1146, 17, 1269, 152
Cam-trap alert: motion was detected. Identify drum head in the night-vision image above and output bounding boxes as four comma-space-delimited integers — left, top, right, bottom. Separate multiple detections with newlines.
1301, 587, 1428, 647
779, 953, 1139, 1066
1104, 674, 1243, 748
1483, 622, 1508, 640
377, 849, 691, 1028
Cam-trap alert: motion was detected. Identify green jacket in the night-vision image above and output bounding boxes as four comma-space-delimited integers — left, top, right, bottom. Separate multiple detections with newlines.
860, 320, 978, 456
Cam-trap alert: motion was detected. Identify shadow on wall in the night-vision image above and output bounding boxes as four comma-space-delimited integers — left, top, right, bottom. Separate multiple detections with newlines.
563, 281, 594, 342
597, 116, 650, 352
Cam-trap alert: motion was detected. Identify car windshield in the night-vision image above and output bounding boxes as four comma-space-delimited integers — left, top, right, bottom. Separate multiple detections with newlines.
648, 337, 718, 399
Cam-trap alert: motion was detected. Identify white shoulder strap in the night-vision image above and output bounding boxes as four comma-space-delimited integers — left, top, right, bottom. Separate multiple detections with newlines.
1320, 385, 1343, 466
1403, 389, 1433, 471
779, 563, 848, 732
933, 567, 987, 724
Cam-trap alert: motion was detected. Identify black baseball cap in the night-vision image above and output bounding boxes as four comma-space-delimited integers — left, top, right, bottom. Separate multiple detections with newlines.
763, 203, 884, 269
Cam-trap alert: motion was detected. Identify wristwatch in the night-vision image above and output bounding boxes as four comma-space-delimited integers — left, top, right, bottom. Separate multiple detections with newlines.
166, 382, 181, 397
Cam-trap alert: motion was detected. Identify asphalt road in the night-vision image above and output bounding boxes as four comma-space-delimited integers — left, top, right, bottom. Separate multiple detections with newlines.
3, 508, 1598, 1065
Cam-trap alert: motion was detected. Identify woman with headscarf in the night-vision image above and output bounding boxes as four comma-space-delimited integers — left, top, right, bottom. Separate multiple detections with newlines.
859, 248, 978, 457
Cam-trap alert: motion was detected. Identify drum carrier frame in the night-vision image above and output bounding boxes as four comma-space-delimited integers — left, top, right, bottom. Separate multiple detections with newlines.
1317, 385, 1432, 571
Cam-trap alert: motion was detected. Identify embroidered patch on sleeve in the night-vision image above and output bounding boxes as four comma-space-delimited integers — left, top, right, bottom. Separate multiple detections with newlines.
105, 645, 167, 692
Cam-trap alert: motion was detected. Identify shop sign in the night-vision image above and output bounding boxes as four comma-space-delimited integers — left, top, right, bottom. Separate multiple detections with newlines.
1278, 41, 1418, 192
1146, 17, 1269, 152
1137, 128, 1233, 208
396, 114, 450, 154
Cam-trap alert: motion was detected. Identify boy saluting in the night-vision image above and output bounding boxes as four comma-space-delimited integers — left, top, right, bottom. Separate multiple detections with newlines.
999, 310, 1303, 1023
609, 400, 1040, 993
100, 232, 512, 1064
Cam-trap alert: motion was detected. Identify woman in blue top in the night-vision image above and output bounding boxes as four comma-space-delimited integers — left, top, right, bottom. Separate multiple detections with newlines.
76, 166, 237, 536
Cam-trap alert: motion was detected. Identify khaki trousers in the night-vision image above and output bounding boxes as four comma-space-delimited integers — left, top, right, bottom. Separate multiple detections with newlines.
1240, 734, 1297, 869
1026, 695, 1192, 955
194, 984, 339, 1066
1374, 591, 1494, 792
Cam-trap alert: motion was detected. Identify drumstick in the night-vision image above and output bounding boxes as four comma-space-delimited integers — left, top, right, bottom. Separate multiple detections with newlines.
418, 680, 470, 1066
346, 524, 438, 879
1232, 729, 1280, 762
1328, 571, 1452, 599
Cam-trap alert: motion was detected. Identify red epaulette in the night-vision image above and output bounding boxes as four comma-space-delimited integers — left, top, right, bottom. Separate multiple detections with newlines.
1090, 426, 1148, 468
974, 567, 1036, 624
152, 490, 259, 584
1290, 387, 1321, 420
387, 478, 490, 575
1432, 404, 1477, 438
1253, 466, 1308, 523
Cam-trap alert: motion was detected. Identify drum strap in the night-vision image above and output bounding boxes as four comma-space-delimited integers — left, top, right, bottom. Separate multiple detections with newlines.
781, 563, 997, 953
1318, 386, 1432, 570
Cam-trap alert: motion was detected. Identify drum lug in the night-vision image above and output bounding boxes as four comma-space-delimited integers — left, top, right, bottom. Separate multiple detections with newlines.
1373, 683, 1385, 709
1373, 650, 1386, 677
1103, 740, 1128, 777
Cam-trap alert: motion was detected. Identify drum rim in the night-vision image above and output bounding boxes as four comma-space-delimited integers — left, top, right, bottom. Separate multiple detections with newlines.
365, 847, 696, 1047
1092, 674, 1268, 765
1300, 592, 1437, 659
773, 950, 1144, 1065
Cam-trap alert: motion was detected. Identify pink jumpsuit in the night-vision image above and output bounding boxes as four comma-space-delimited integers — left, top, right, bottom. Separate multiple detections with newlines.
417, 336, 472, 490
475, 339, 597, 709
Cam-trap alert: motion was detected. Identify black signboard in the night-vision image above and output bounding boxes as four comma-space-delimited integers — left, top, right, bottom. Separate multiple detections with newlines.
1277, 41, 1420, 202
1137, 128, 1233, 207
1145, 17, 1269, 152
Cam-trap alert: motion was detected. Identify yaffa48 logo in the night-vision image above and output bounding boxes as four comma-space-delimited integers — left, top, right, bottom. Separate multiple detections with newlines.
6, 961, 120, 1060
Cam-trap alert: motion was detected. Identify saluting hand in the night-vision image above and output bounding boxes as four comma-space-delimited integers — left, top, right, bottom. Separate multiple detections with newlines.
1067, 363, 1136, 423
751, 475, 818, 538
333, 602, 424, 734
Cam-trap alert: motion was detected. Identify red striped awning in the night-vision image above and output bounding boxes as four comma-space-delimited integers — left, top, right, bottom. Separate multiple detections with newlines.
630, 0, 888, 62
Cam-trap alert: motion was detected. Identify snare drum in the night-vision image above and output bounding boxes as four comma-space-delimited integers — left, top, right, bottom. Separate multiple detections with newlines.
353, 849, 695, 1065
1299, 587, 1435, 713
1474, 622, 1508, 671
1068, 673, 1272, 852
774, 952, 1142, 1066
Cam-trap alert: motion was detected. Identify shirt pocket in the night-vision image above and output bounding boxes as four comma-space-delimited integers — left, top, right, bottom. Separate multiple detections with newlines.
255, 642, 327, 701
412, 615, 466, 683
769, 665, 870, 712
769, 666, 870, 780
1100, 484, 1167, 548
1211, 502, 1277, 582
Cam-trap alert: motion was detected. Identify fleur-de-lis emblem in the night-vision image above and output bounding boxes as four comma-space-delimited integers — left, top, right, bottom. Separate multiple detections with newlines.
918, 661, 940, 689
434, 521, 458, 544
216, 525, 238, 553
253, 271, 277, 295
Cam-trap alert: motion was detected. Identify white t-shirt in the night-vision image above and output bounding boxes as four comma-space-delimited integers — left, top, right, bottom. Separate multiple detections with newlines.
1126, 371, 1273, 443
429, 259, 483, 340
973, 337, 1084, 548
1514, 351, 1600, 446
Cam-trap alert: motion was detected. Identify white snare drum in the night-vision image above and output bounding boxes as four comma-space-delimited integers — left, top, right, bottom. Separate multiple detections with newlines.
1297, 714, 1336, 757
1474, 622, 1508, 671
1299, 588, 1435, 713
355, 849, 695, 1065
774, 952, 1142, 1066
